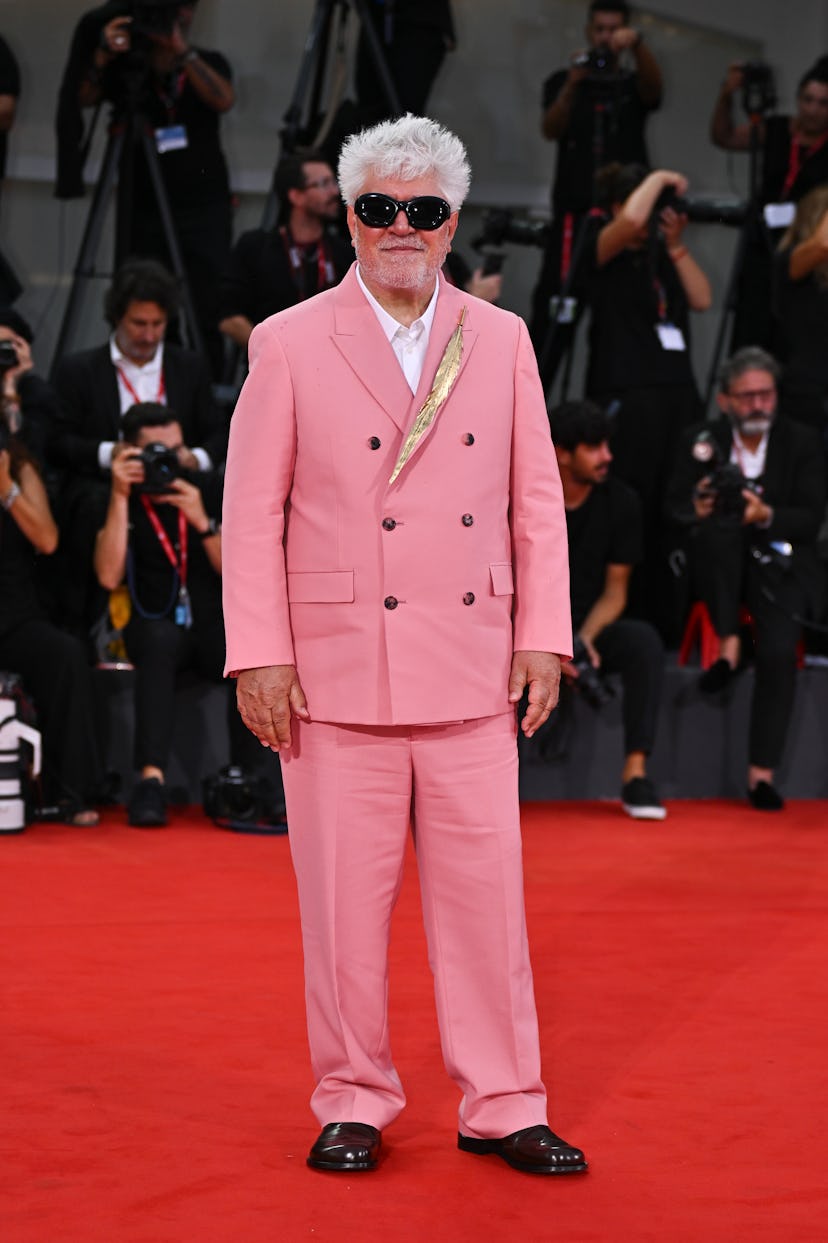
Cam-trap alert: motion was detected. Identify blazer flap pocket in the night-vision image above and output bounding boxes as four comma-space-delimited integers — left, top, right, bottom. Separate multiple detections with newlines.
287, 570, 355, 603
489, 562, 514, 596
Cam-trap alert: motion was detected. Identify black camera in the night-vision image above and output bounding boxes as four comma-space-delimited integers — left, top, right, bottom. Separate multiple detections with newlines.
202, 765, 288, 835
691, 431, 747, 524
136, 441, 181, 493
570, 636, 615, 709
741, 61, 776, 118
656, 188, 748, 228
131, 1, 184, 38
0, 340, 18, 373
472, 208, 550, 253
572, 47, 614, 75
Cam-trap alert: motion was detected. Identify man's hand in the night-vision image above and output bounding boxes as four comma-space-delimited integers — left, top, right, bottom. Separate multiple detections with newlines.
176, 445, 200, 472
236, 665, 310, 751
693, 476, 716, 520
161, 477, 208, 528
1, 333, 33, 399
508, 650, 562, 737
742, 488, 772, 527
610, 26, 641, 53
110, 444, 144, 498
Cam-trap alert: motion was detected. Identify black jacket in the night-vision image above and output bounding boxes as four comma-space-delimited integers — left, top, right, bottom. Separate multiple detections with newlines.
50, 341, 228, 476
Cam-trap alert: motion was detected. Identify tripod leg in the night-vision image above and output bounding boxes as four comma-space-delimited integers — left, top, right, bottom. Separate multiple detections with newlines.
49, 129, 125, 379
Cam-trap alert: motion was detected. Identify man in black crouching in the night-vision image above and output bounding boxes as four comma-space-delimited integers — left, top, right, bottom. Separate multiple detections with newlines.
549, 399, 666, 819
93, 401, 261, 826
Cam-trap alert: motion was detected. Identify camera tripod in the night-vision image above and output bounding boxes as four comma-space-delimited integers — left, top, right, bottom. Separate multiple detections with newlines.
260, 0, 401, 231
50, 71, 205, 376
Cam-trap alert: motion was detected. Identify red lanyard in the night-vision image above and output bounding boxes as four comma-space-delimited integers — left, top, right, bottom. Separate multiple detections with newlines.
781, 131, 828, 198
116, 366, 166, 408
140, 496, 188, 589
280, 228, 335, 297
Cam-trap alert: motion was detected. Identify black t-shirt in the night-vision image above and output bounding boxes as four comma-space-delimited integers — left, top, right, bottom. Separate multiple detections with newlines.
762, 115, 828, 204
218, 226, 353, 325
0, 34, 21, 180
565, 477, 642, 630
586, 234, 695, 395
126, 473, 222, 620
105, 48, 232, 211
543, 67, 654, 214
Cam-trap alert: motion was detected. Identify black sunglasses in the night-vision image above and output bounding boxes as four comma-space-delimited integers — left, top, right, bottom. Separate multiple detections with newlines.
354, 193, 452, 231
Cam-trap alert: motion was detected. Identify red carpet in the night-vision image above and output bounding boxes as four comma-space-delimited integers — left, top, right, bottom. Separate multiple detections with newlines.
2, 801, 826, 1242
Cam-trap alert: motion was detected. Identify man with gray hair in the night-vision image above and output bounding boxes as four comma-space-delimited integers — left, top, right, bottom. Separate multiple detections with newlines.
667, 346, 826, 809
221, 115, 587, 1175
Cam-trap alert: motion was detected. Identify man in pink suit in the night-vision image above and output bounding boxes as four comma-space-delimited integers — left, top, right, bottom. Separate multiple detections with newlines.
221, 114, 587, 1176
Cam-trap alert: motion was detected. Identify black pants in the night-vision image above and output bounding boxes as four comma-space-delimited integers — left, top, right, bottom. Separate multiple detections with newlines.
691, 523, 804, 769
0, 618, 103, 809
123, 613, 259, 774
594, 618, 664, 757
356, 22, 447, 120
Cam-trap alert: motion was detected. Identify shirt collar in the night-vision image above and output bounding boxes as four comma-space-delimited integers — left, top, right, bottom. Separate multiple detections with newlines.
110, 333, 164, 373
355, 266, 439, 341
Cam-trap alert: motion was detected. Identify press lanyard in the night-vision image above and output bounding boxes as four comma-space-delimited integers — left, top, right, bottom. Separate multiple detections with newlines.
155, 71, 187, 124
781, 131, 828, 198
116, 366, 166, 408
139, 496, 192, 627
280, 228, 335, 298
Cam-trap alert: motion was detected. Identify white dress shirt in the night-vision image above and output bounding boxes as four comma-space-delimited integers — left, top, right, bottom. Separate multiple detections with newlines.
356, 267, 439, 394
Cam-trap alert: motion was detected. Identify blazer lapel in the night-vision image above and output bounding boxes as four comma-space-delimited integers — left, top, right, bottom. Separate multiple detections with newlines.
331, 270, 412, 432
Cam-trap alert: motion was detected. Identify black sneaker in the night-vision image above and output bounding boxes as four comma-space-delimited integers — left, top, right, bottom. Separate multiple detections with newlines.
621, 777, 667, 821
747, 781, 785, 811
127, 777, 168, 828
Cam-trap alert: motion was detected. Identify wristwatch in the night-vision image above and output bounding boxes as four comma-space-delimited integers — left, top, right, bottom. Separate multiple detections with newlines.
199, 516, 219, 539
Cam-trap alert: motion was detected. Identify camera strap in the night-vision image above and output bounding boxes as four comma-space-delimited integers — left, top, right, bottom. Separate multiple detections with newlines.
116, 366, 166, 409
781, 131, 828, 198
280, 228, 335, 298
139, 497, 191, 627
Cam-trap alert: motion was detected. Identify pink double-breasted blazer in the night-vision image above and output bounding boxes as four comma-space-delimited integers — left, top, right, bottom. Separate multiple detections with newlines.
222, 266, 571, 725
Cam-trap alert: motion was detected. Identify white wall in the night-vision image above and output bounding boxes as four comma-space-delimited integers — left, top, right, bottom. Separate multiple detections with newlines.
1, 0, 827, 374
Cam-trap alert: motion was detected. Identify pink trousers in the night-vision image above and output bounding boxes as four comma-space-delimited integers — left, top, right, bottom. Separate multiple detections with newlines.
280, 711, 549, 1138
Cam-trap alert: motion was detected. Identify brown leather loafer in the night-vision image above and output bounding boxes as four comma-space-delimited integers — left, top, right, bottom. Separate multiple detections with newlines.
458, 1124, 588, 1174
307, 1122, 381, 1171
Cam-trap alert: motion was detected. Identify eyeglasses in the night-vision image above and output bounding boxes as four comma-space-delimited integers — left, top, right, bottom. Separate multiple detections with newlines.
303, 176, 338, 191
727, 388, 776, 405
354, 193, 452, 231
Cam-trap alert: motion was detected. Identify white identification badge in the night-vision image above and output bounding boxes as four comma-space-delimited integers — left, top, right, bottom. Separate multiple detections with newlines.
655, 322, 686, 352
763, 202, 795, 229
155, 124, 188, 154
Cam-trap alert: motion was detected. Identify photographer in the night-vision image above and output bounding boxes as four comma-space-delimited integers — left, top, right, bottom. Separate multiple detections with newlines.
218, 151, 352, 354
586, 164, 711, 638
50, 258, 228, 634
57, 1, 235, 376
666, 347, 826, 811
710, 56, 828, 351
530, 0, 662, 354
0, 410, 102, 825
0, 308, 61, 475
549, 400, 666, 820
94, 402, 258, 827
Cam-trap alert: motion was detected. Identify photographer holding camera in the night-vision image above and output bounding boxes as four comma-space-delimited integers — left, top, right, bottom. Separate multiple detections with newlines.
94, 402, 259, 827
58, 1, 235, 376
585, 163, 711, 639
529, 0, 663, 357
710, 56, 828, 351
548, 400, 666, 820
667, 347, 826, 811
50, 258, 228, 634
0, 309, 61, 474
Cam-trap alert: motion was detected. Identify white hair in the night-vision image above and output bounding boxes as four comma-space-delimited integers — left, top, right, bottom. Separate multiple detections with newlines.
338, 114, 471, 211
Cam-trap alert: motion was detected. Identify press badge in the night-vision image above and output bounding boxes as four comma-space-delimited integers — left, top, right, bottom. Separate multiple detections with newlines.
655, 322, 686, 351
763, 202, 795, 229
175, 586, 193, 629
155, 125, 188, 154
550, 295, 578, 324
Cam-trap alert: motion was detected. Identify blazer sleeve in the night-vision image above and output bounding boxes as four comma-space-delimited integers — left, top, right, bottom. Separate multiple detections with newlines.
509, 317, 573, 659
167, 348, 229, 467
50, 350, 116, 475
221, 319, 297, 676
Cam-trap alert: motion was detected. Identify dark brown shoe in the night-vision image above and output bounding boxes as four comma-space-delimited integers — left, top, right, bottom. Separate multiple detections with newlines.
458, 1124, 588, 1174
307, 1122, 381, 1172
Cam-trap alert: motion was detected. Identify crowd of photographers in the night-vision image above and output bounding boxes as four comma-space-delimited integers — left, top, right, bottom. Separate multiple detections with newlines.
1, 0, 827, 825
